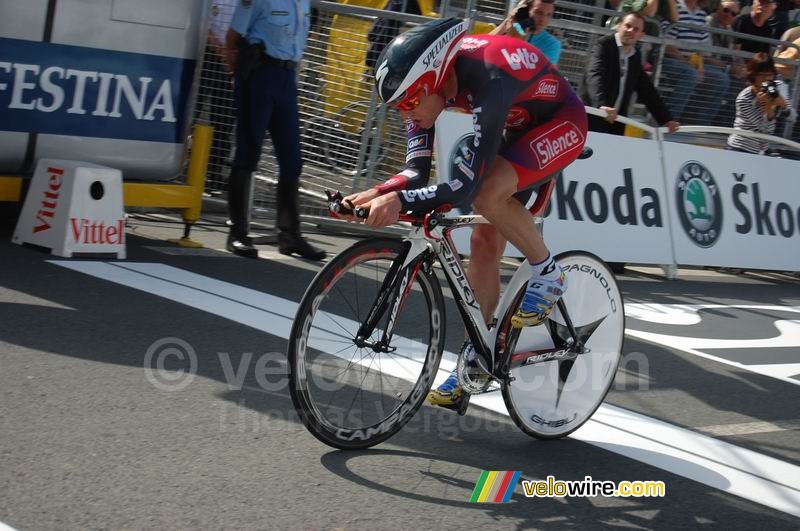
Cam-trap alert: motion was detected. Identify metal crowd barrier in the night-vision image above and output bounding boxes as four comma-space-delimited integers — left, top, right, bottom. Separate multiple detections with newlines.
191, 0, 800, 226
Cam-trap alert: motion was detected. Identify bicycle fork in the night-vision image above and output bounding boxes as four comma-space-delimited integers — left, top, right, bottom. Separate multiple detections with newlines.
353, 240, 429, 353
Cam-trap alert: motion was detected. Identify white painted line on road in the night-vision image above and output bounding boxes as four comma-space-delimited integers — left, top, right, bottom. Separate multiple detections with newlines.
696, 419, 800, 437
51, 261, 800, 518
625, 303, 800, 386
0, 521, 19, 531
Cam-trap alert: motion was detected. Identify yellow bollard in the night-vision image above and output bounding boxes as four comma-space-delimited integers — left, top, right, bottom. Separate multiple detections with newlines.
167, 123, 212, 248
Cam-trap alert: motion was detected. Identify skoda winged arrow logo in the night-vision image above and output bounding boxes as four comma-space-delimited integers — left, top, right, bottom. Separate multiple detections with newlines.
676, 161, 723, 248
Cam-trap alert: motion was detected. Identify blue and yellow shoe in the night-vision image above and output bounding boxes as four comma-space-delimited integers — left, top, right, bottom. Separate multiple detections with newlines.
427, 369, 463, 407
511, 270, 567, 328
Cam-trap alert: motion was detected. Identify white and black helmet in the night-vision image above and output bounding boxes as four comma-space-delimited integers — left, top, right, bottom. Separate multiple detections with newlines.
374, 18, 469, 107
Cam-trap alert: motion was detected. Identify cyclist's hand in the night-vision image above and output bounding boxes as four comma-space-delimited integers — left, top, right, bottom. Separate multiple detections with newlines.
343, 188, 380, 208
364, 192, 402, 228
336, 188, 380, 222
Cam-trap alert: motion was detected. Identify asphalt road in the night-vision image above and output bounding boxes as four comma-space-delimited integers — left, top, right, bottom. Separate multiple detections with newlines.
1, 212, 799, 530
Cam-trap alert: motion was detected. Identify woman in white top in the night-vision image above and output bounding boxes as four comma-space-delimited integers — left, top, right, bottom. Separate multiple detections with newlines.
727, 53, 790, 154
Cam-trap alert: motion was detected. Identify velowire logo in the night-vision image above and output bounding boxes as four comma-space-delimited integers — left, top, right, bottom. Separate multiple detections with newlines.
675, 161, 722, 248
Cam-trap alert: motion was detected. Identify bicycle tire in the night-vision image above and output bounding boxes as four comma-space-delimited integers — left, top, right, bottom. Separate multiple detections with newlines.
502, 251, 625, 439
289, 237, 446, 450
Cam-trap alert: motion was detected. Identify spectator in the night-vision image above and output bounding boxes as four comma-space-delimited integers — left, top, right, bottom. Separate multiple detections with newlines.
608, 0, 679, 34
609, 0, 664, 36
774, 29, 800, 79
774, 0, 794, 36
790, 0, 800, 27
224, 0, 326, 260
727, 53, 791, 153
733, 0, 779, 53
707, 0, 741, 47
773, 30, 800, 129
660, 0, 731, 121
491, 0, 562, 64
582, 12, 681, 134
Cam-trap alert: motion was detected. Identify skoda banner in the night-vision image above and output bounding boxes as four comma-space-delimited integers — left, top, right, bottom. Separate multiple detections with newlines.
435, 110, 799, 272
662, 143, 800, 271
546, 133, 672, 264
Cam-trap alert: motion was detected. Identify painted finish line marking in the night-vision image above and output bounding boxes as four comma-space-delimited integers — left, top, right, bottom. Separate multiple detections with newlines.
51, 261, 800, 518
626, 303, 800, 386
696, 419, 800, 437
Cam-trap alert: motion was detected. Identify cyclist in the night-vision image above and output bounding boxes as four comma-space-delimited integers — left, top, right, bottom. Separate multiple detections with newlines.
342, 18, 588, 408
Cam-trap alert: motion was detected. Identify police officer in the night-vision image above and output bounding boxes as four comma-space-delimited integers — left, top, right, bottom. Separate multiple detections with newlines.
224, 0, 325, 260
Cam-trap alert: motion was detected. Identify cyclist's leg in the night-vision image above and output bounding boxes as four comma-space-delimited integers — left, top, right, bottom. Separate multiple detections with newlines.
467, 224, 506, 325
427, 225, 503, 407
428, 160, 554, 405
483, 99, 587, 327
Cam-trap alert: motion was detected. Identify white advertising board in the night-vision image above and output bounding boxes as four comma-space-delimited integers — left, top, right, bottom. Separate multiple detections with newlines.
434, 111, 674, 264
662, 142, 800, 271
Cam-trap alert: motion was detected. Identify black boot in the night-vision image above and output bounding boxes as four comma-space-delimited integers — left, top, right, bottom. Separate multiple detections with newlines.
275, 176, 325, 261
226, 231, 258, 258
227, 167, 259, 258
278, 231, 326, 261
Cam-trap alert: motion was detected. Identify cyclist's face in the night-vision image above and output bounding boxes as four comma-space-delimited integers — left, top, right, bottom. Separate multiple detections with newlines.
399, 91, 446, 129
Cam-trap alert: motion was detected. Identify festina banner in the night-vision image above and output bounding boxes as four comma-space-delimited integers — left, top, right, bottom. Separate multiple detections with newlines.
0, 37, 194, 143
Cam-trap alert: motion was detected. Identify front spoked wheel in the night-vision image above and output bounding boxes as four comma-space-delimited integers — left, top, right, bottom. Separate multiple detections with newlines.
502, 251, 624, 439
289, 238, 445, 450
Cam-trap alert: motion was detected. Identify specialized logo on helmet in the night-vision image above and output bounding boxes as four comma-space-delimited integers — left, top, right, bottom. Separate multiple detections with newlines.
375, 59, 390, 95
530, 121, 584, 169
501, 48, 539, 71
676, 161, 723, 248
422, 22, 466, 68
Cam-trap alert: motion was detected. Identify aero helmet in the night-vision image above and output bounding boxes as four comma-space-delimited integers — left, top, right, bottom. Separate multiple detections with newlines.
374, 18, 469, 109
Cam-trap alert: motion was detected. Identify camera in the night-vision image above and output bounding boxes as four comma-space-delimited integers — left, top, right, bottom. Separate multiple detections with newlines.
760, 80, 779, 99
513, 6, 536, 31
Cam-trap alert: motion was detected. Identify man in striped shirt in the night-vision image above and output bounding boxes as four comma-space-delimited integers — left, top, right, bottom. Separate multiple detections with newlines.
659, 0, 731, 122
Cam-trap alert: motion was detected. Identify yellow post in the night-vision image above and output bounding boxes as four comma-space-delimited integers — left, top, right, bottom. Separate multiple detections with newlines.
167, 123, 212, 248
185, 123, 212, 224
0, 176, 22, 202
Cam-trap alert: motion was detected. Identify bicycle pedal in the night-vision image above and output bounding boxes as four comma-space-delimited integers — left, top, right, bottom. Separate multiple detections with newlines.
435, 393, 471, 415
456, 392, 471, 415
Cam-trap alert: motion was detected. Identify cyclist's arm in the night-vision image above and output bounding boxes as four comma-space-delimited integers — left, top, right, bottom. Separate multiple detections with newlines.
396, 78, 513, 213
373, 122, 434, 194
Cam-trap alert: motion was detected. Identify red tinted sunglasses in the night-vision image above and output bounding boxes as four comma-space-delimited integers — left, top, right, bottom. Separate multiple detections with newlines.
394, 88, 424, 111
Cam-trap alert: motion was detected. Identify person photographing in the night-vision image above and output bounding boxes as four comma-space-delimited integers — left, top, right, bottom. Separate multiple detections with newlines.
727, 53, 791, 155
491, 0, 562, 64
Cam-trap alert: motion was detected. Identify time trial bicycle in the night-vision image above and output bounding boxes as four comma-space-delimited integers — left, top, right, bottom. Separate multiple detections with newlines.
288, 161, 625, 450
